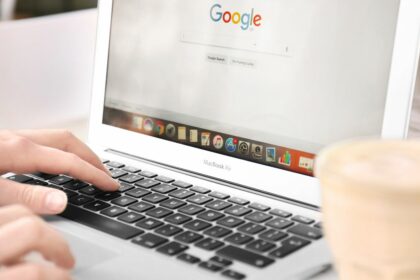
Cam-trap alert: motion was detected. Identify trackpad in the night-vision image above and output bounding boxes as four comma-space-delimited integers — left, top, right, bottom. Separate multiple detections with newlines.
62, 232, 116, 273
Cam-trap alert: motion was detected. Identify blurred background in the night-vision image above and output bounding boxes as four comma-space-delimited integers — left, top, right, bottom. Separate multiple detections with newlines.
2, 0, 97, 20
0, 0, 98, 140
0, 0, 419, 142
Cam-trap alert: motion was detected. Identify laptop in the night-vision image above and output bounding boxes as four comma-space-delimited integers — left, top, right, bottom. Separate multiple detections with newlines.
6, 0, 420, 279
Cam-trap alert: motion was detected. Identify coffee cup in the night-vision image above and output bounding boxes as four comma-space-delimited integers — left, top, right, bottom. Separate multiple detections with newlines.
315, 140, 420, 280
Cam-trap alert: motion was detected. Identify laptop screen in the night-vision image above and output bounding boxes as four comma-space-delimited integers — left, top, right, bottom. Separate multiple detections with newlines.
103, 0, 400, 176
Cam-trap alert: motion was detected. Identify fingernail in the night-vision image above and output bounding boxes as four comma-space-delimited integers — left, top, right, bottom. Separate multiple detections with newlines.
105, 168, 113, 177
111, 179, 120, 189
45, 191, 67, 212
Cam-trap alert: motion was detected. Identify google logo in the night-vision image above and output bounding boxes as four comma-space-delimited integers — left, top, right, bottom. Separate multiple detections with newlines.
210, 4, 262, 31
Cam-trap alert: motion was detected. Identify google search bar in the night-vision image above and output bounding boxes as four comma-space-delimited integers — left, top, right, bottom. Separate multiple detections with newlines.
180, 31, 292, 57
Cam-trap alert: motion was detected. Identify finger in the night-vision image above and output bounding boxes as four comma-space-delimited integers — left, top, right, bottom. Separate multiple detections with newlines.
0, 263, 71, 280
0, 180, 67, 214
2, 139, 118, 191
15, 129, 109, 174
0, 204, 33, 225
0, 216, 75, 269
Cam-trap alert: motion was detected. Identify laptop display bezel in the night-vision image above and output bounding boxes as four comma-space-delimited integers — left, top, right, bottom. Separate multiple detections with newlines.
89, 0, 420, 207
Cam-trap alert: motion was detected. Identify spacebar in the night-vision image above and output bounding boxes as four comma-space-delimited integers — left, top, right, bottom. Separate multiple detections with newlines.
60, 204, 143, 239
217, 245, 275, 268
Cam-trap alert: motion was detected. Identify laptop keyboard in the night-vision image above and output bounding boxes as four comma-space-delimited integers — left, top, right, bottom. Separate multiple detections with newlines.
7, 159, 323, 279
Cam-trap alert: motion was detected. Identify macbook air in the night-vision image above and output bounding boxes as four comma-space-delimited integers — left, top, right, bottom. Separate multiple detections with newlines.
7, 0, 420, 279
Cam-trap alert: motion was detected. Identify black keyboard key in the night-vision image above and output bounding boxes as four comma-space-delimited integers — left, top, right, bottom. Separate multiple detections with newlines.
69, 195, 93, 206
160, 198, 186, 209
25, 179, 48, 186
217, 216, 245, 228
119, 174, 143, 183
217, 245, 275, 268
208, 191, 229, 200
61, 204, 143, 239
204, 226, 232, 238
128, 201, 154, 213
84, 200, 110, 212
143, 193, 168, 204
172, 180, 192, 188
196, 238, 225, 251
122, 166, 141, 173
146, 207, 173, 219
79, 185, 101, 195
177, 253, 200, 264
269, 236, 310, 258
197, 210, 225, 222
206, 200, 232, 211
237, 223, 266, 235
152, 184, 177, 194
165, 213, 192, 225
209, 256, 232, 266
111, 196, 137, 207
63, 190, 77, 198
249, 202, 270, 212
157, 241, 188, 256
259, 229, 288, 242
63, 180, 88, 190
46, 184, 64, 191
228, 197, 249, 205
187, 194, 213, 205
49, 175, 73, 185
190, 186, 210, 194
101, 206, 127, 217
7, 174, 32, 183
246, 239, 276, 253
287, 224, 322, 240
32, 172, 57, 180
117, 212, 144, 223
199, 261, 223, 272
178, 204, 205, 215
155, 175, 174, 183
225, 206, 252, 217
126, 188, 150, 198
175, 231, 203, 244
95, 192, 121, 201
245, 212, 272, 223
292, 215, 315, 225
314, 222, 322, 229
118, 182, 135, 193
106, 161, 124, 168
132, 233, 167, 248
110, 169, 128, 179
222, 270, 246, 280
169, 189, 195, 199
225, 232, 254, 245
101, 159, 109, 164
184, 219, 212, 232
269, 208, 292, 218
138, 170, 157, 178
136, 218, 163, 230
155, 224, 183, 237
266, 218, 294, 230
135, 179, 160, 189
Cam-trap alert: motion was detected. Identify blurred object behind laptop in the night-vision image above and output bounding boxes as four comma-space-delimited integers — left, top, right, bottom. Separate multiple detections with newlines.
0, 8, 97, 130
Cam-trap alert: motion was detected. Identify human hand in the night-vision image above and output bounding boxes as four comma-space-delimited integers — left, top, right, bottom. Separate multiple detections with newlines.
0, 129, 119, 214
0, 205, 74, 280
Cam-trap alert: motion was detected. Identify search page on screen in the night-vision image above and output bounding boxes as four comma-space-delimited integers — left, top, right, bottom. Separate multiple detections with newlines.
103, 0, 400, 176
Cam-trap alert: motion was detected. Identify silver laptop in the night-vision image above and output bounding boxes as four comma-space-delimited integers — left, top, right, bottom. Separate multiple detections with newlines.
12, 0, 420, 279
